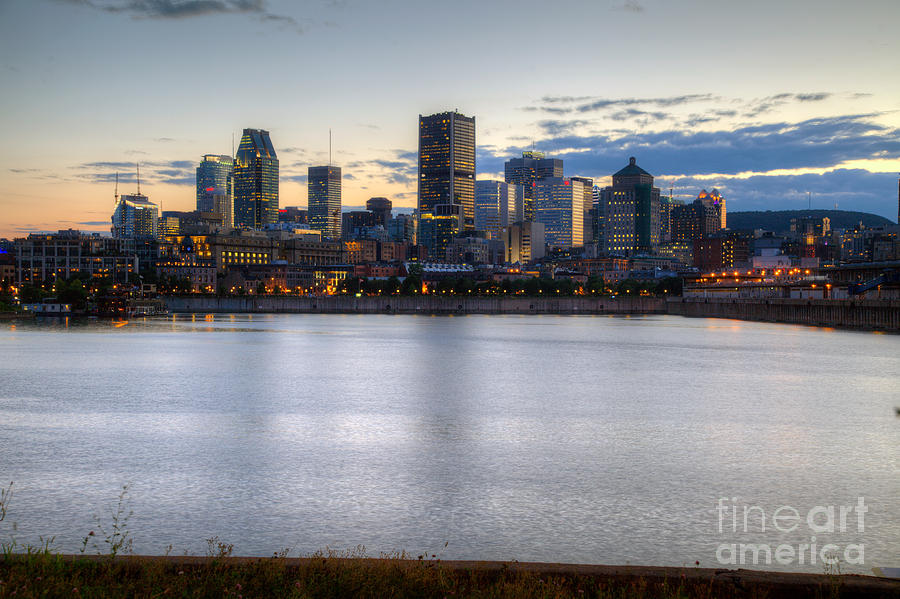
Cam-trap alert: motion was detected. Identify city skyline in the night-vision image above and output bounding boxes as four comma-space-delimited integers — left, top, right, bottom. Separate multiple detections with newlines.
2, 0, 900, 239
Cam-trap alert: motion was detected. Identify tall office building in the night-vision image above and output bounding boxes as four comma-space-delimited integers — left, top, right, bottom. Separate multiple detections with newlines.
659, 194, 685, 243
475, 180, 519, 240
599, 157, 660, 255
196, 154, 233, 228
504, 151, 564, 221
417, 110, 476, 249
308, 165, 342, 239
418, 204, 463, 261
366, 197, 393, 227
534, 178, 584, 249
503, 220, 545, 264
671, 199, 722, 242
112, 193, 159, 239
233, 128, 279, 229
593, 185, 604, 249
570, 176, 594, 244
697, 188, 726, 230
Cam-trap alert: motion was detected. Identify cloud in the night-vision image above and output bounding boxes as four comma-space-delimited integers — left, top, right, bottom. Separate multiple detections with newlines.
796, 92, 831, 102
280, 147, 308, 156
537, 119, 594, 136
742, 93, 832, 118
51, 0, 305, 32
535, 93, 718, 115
608, 108, 670, 122
617, 0, 644, 12
342, 149, 417, 188
484, 109, 900, 219
68, 159, 196, 186
531, 92, 836, 118
658, 169, 898, 218
489, 113, 900, 180
282, 174, 308, 183
76, 221, 111, 226
342, 173, 356, 180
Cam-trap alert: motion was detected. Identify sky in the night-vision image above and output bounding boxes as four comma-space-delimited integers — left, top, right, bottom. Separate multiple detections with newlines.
1, 0, 899, 238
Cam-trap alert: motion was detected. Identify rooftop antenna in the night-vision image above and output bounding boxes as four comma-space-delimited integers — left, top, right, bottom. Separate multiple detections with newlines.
114, 172, 119, 205
329, 127, 332, 167
136, 163, 141, 195
808, 191, 811, 211
669, 186, 674, 201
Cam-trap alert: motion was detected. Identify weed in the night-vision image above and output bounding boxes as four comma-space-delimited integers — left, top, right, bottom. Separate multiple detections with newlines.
83, 483, 134, 557
0, 482, 11, 523
206, 536, 234, 558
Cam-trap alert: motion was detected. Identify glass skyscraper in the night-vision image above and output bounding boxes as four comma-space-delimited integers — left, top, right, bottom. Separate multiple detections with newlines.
534, 178, 584, 249
233, 129, 279, 229
111, 193, 159, 239
475, 180, 519, 240
196, 154, 233, 228
308, 165, 342, 239
418, 111, 476, 243
504, 151, 563, 222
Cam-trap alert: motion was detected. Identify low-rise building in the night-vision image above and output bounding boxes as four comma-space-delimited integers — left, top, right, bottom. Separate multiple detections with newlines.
15, 230, 138, 283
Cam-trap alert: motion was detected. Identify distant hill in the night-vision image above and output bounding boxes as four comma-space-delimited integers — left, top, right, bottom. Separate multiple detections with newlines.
728, 210, 894, 233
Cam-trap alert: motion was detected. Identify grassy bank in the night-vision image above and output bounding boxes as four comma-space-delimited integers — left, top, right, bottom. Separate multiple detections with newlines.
2, 551, 899, 598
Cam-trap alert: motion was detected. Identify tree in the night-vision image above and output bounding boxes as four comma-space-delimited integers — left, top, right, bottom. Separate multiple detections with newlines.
18, 284, 44, 303
400, 275, 421, 296
385, 276, 401, 295
655, 276, 683, 296
436, 277, 456, 295
456, 278, 475, 295
523, 277, 542, 296
585, 276, 608, 296
554, 278, 577, 296
57, 278, 88, 309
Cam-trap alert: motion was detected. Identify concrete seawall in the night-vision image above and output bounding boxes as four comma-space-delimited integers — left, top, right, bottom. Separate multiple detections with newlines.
668, 297, 900, 331
164, 295, 900, 330
165, 295, 667, 315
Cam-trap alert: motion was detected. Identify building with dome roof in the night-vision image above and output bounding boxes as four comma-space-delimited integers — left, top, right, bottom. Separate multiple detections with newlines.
598, 157, 660, 255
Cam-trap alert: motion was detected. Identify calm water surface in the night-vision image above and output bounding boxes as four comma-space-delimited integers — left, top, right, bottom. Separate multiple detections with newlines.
1, 314, 898, 572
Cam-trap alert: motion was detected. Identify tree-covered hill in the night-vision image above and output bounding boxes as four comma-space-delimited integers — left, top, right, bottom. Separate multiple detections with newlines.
728, 210, 894, 232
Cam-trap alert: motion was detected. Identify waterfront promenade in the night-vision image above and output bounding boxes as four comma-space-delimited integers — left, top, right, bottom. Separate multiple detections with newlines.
164, 295, 900, 330
165, 295, 667, 315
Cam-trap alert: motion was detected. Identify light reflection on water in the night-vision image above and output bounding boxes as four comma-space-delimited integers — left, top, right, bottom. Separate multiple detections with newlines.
0, 314, 898, 572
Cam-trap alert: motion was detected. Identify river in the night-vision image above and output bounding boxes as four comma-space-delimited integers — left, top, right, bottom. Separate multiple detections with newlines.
1, 313, 897, 572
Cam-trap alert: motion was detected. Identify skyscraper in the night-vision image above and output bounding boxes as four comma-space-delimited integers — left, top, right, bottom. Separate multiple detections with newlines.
366, 197, 393, 227
697, 188, 726, 229
475, 180, 519, 240
534, 177, 584, 249
600, 157, 660, 255
570, 176, 594, 244
112, 193, 159, 239
196, 154, 233, 228
308, 165, 342, 239
233, 129, 279, 229
417, 110, 476, 244
504, 151, 563, 221
671, 199, 722, 242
